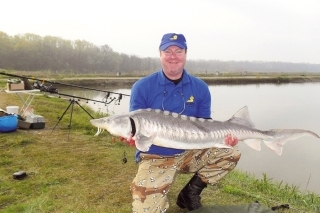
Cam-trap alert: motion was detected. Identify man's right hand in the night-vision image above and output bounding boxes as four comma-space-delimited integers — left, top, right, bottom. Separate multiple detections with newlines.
224, 134, 238, 146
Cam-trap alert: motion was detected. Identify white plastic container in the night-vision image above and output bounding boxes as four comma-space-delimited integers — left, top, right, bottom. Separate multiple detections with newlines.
6, 106, 19, 114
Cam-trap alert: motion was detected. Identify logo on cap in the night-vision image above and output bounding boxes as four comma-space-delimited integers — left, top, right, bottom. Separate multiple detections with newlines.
170, 35, 178, 40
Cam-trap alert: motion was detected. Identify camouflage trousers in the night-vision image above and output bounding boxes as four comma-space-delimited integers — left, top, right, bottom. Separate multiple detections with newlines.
130, 146, 241, 213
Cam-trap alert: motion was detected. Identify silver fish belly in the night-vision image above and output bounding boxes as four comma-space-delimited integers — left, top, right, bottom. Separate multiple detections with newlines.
90, 106, 320, 155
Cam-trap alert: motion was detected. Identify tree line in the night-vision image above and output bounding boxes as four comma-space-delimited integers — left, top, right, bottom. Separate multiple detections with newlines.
0, 31, 319, 74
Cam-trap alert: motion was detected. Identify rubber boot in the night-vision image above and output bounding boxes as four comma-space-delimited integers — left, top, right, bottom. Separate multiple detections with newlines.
176, 174, 207, 210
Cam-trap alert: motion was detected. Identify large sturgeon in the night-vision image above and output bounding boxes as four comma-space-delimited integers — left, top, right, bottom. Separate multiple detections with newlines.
90, 106, 319, 155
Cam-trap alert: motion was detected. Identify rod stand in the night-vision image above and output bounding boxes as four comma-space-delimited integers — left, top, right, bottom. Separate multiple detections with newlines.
52, 99, 94, 140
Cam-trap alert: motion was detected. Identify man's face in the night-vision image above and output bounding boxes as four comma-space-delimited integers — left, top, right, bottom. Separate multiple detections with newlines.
160, 46, 187, 80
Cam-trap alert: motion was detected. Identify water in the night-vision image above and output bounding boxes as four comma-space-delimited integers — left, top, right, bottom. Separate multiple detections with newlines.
209, 83, 320, 194
61, 82, 320, 194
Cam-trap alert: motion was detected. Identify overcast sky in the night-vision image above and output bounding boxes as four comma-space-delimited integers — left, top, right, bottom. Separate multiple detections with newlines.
1, 0, 319, 64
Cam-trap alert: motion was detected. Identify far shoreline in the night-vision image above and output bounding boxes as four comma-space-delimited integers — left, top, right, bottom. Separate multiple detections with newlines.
1, 71, 320, 88
57, 75, 320, 87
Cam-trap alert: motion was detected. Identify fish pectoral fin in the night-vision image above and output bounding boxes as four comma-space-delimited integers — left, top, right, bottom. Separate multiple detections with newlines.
243, 139, 262, 151
134, 134, 156, 152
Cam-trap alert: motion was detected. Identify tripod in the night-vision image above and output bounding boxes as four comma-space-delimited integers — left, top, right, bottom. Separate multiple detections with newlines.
52, 99, 94, 140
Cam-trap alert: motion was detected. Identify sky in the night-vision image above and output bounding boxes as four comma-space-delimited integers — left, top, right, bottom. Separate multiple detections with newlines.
1, 0, 320, 64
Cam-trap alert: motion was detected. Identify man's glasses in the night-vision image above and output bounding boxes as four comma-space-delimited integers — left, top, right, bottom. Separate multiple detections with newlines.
162, 49, 185, 57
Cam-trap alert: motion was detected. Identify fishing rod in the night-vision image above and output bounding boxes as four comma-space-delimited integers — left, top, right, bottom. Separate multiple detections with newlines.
1, 71, 124, 105
54, 92, 120, 105
0, 71, 130, 97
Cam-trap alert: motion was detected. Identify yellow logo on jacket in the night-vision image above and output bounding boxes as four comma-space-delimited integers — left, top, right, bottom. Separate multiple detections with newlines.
187, 96, 194, 103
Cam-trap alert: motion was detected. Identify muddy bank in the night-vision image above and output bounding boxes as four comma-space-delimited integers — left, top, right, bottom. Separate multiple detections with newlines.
57, 75, 320, 87
57, 78, 137, 88
201, 76, 320, 84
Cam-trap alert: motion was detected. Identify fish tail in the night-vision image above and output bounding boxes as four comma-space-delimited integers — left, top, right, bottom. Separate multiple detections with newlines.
263, 129, 320, 155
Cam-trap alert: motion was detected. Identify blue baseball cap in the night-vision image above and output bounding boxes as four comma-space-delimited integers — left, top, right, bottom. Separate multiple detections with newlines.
159, 33, 187, 51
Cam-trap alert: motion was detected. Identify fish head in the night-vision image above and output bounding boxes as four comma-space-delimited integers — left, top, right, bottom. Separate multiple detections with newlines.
90, 114, 131, 138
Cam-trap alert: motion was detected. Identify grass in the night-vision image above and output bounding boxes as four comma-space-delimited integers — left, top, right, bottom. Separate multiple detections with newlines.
0, 86, 320, 212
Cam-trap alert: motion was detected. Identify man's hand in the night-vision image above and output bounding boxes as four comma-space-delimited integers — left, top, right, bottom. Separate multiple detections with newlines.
119, 135, 135, 146
224, 134, 238, 146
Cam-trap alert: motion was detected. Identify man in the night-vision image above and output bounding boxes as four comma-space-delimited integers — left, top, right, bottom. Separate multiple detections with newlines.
129, 33, 240, 213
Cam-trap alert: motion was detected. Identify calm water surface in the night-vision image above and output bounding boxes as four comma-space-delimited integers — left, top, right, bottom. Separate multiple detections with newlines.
62, 83, 320, 193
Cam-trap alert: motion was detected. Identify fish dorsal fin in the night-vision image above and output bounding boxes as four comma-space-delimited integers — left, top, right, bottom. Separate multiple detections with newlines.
228, 106, 255, 128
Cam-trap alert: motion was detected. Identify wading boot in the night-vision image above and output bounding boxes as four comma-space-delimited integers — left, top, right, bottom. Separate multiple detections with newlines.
176, 174, 207, 210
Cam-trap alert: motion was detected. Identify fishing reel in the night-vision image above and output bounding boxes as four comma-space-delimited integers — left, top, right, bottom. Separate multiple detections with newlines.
122, 151, 127, 164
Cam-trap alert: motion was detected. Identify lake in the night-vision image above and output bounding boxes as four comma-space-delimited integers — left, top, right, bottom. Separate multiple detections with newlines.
61, 82, 320, 194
